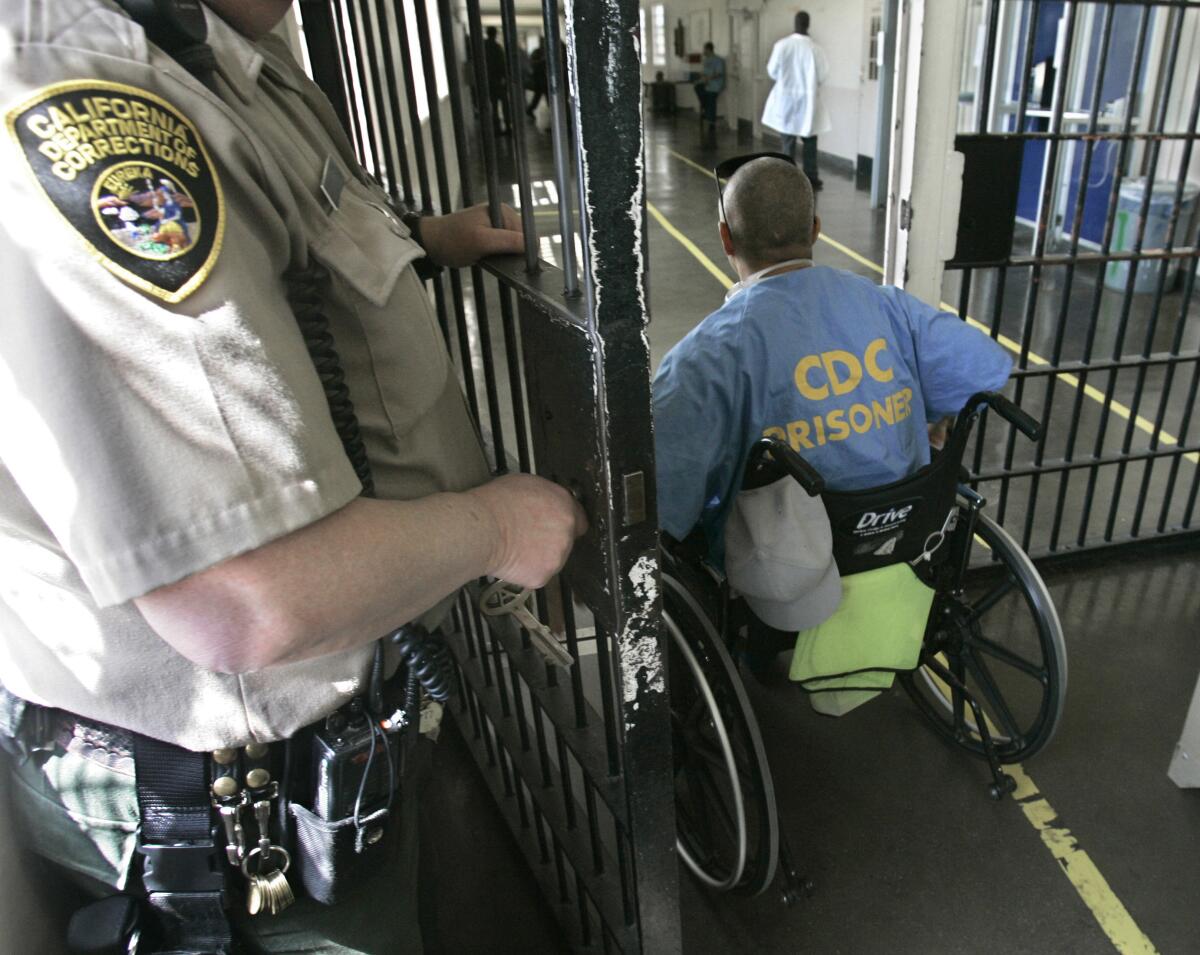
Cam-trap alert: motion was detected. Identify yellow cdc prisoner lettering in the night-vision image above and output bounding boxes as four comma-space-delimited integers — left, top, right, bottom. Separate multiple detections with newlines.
767, 338, 914, 450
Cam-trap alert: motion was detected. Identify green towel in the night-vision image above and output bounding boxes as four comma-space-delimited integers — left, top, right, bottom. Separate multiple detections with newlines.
789, 563, 935, 716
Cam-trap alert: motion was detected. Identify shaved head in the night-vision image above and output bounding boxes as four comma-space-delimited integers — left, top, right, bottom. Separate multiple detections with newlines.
722, 158, 815, 268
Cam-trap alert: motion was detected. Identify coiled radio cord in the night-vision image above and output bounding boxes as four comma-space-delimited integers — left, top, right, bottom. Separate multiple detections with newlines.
286, 262, 457, 708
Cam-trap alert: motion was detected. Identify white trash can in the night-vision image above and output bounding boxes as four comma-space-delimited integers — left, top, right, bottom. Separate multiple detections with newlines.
1104, 178, 1200, 294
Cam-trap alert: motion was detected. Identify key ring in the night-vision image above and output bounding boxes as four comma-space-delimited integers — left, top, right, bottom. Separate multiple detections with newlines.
480, 579, 530, 617
241, 845, 291, 878
911, 507, 958, 566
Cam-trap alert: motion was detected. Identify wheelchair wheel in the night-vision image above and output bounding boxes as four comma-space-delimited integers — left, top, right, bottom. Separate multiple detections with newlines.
902, 510, 1067, 763
662, 570, 779, 896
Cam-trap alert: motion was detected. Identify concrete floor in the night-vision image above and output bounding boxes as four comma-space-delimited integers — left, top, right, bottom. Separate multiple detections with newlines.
431, 111, 1200, 953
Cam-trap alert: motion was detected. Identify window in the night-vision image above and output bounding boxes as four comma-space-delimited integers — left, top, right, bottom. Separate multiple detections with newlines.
652, 5, 667, 66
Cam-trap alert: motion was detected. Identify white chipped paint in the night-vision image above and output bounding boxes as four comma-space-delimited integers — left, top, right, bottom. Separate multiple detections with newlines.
620, 554, 665, 730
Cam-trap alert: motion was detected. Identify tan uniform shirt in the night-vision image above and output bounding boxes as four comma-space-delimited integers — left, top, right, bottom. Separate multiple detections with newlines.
0, 1, 489, 751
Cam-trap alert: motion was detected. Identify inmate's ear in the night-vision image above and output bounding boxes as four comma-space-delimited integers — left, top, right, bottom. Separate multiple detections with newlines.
811, 214, 822, 246
719, 219, 736, 257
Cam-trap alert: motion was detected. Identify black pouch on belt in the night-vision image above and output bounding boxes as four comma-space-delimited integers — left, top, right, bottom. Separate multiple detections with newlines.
289, 690, 409, 905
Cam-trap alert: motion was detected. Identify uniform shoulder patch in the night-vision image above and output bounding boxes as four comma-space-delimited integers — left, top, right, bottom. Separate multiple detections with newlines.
6, 80, 224, 304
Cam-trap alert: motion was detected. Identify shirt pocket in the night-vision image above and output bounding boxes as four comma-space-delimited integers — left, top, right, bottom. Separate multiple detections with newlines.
306, 178, 450, 434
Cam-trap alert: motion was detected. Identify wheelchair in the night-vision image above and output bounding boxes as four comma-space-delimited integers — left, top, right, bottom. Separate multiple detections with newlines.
661, 392, 1067, 900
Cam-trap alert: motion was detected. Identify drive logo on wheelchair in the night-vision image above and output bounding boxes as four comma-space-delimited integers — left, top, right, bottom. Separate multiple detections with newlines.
855, 504, 914, 530
839, 496, 925, 558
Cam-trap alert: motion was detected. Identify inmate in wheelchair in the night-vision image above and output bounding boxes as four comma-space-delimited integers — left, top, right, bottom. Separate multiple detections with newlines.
660, 392, 1067, 900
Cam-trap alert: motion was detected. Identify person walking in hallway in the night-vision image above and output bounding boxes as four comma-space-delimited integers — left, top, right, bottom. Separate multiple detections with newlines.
762, 11, 829, 189
694, 41, 726, 131
485, 24, 512, 135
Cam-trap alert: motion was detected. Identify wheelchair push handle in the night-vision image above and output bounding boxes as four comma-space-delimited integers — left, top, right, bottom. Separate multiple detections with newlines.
747, 438, 826, 496
966, 392, 1042, 443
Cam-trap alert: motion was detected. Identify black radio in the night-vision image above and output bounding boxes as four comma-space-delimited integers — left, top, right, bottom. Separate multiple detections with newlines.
310, 711, 401, 822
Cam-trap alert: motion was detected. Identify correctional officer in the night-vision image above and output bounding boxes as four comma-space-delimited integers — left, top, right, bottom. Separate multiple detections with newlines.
0, 1, 585, 952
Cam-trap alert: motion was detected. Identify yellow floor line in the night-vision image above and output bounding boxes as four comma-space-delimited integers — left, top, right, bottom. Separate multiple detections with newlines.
657, 148, 1197, 465
647, 202, 734, 290
646, 186, 1163, 955
1008, 766, 1160, 955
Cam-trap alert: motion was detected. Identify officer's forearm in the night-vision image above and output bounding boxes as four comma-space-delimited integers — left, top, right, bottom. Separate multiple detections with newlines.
135, 494, 497, 674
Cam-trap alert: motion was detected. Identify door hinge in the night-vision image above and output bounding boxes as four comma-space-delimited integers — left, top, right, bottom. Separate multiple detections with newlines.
900, 198, 913, 230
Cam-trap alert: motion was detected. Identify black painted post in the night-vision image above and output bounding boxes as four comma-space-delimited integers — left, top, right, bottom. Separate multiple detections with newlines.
565, 0, 681, 949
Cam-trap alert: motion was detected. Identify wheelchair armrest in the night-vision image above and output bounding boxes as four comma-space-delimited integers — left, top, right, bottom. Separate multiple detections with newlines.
747, 438, 825, 496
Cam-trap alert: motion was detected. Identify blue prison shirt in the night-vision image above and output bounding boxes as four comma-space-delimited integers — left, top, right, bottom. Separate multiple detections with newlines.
652, 265, 1012, 561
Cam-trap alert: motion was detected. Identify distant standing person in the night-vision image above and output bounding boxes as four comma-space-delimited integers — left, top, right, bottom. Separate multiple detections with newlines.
694, 41, 726, 130
485, 25, 512, 135
762, 11, 830, 189
526, 42, 548, 118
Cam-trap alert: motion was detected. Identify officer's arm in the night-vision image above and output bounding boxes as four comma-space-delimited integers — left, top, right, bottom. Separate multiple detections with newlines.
135, 475, 586, 674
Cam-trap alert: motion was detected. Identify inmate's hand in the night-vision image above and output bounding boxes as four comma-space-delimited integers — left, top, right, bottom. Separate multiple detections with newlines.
928, 416, 954, 450
467, 474, 588, 590
419, 202, 524, 268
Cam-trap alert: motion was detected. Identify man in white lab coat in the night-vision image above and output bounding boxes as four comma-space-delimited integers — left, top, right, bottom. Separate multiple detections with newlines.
762, 11, 830, 190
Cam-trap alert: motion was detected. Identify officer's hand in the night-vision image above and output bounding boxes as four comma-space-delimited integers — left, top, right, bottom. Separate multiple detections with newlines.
419, 202, 524, 268
467, 474, 588, 590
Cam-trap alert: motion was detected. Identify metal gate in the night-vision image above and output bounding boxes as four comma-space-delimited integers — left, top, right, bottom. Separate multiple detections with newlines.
889, 0, 1200, 561
297, 1, 680, 950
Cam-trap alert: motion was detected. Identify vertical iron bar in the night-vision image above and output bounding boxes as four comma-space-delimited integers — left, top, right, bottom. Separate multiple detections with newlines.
465, 0, 504, 226
971, 268, 1009, 483
299, 0, 358, 144
356, 0, 402, 199
527, 795, 546, 856
542, 0, 580, 294
576, 873, 592, 948
499, 0, 542, 271
556, 731, 579, 829
372, 0, 416, 203
584, 783, 605, 874
559, 577, 589, 728
330, 0, 369, 163
489, 634, 512, 717
390, 0, 433, 210
552, 836, 570, 903
531, 695, 553, 787
976, 0, 1002, 136
342, 0, 387, 180
590, 622, 621, 778
507, 651, 531, 750
499, 287, 534, 471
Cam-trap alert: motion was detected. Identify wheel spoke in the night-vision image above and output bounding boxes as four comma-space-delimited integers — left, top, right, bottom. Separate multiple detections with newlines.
962, 645, 1024, 744
693, 761, 739, 839
971, 632, 1046, 681
950, 654, 967, 736
966, 576, 1016, 624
